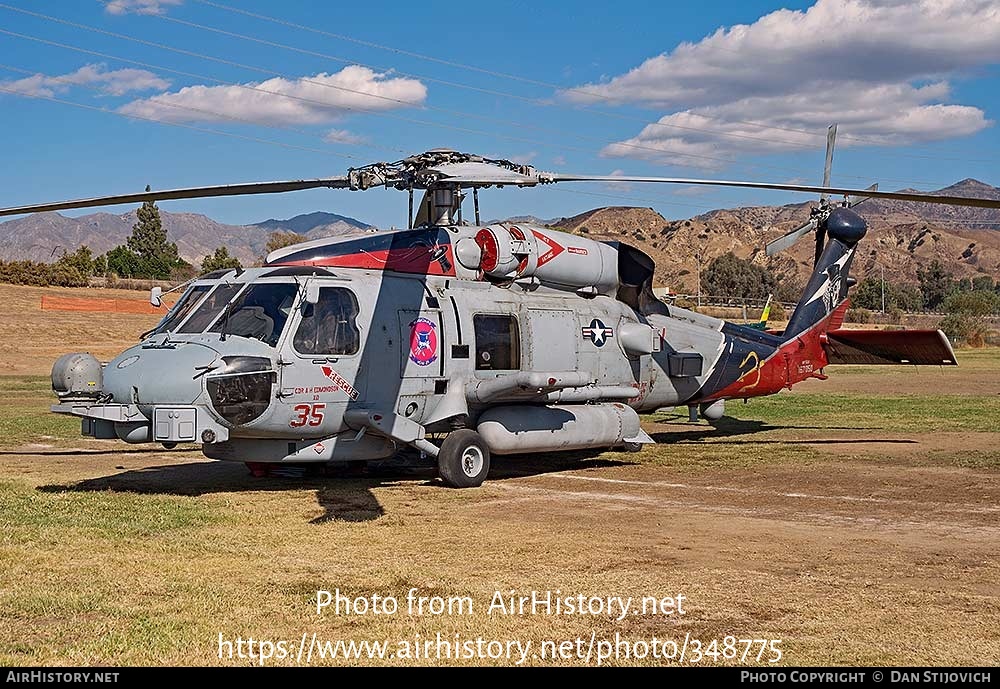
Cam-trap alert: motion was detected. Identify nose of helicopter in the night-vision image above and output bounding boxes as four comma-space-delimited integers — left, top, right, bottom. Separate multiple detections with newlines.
102, 339, 223, 406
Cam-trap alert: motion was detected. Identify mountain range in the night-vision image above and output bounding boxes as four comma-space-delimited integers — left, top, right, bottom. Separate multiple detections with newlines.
0, 210, 374, 266
0, 179, 997, 288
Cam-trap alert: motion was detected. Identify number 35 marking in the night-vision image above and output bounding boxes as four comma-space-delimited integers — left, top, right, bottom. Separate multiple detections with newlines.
289, 403, 325, 428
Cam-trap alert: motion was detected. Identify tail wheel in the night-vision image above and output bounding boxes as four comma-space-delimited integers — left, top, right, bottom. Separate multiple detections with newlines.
438, 429, 491, 488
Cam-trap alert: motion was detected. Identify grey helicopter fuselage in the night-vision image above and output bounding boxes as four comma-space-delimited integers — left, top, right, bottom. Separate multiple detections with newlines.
51, 222, 762, 464
22, 146, 971, 487
50, 212, 955, 480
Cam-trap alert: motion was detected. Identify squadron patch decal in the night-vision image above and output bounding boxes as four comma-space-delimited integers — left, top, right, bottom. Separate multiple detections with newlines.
408, 317, 439, 366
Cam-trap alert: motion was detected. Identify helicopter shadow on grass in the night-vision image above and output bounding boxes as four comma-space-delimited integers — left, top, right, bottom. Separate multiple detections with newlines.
647, 414, 915, 448
35, 450, 632, 524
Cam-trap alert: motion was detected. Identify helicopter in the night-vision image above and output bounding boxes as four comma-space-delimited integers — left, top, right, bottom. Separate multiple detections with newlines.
5, 135, 1000, 488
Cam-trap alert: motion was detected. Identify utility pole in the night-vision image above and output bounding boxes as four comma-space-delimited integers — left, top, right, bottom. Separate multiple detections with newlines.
881, 263, 886, 314
696, 253, 702, 309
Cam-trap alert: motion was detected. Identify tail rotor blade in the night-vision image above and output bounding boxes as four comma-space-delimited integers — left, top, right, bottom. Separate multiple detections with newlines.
820, 124, 838, 203
765, 218, 816, 256
848, 182, 879, 208
814, 222, 827, 266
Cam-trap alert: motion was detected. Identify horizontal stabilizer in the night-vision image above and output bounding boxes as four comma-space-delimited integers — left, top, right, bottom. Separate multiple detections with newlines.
824, 329, 957, 365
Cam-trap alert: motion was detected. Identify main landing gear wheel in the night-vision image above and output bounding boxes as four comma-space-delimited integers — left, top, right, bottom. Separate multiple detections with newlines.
438, 429, 491, 488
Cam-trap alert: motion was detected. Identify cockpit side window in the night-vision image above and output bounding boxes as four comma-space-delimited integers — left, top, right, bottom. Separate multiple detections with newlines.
151, 285, 210, 335
209, 283, 299, 347
293, 287, 361, 356
178, 283, 244, 334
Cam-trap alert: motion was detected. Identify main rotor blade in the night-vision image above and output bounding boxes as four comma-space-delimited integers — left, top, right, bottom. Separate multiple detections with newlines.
820, 124, 837, 203
546, 174, 1000, 209
765, 218, 817, 256
0, 177, 351, 218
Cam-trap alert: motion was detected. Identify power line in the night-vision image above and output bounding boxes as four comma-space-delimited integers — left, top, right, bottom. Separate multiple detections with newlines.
0, 27, 797, 177
0, 8, 831, 181
193, 0, 1000, 164
143, 13, 827, 173
0, 4, 984, 208
8, 3, 975, 187
0, 60, 405, 157
0, 6, 633, 160
0, 81, 349, 158
4, 73, 991, 225
146, 9, 831, 152
128, 7, 981, 186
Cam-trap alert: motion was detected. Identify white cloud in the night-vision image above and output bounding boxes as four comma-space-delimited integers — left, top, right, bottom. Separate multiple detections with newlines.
0, 64, 169, 98
603, 81, 989, 167
563, 0, 999, 162
104, 0, 183, 15
602, 168, 633, 192
119, 66, 427, 125
323, 129, 366, 145
672, 185, 713, 197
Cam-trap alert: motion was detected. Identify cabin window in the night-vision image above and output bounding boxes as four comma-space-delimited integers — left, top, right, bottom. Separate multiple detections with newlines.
474, 314, 520, 370
151, 284, 210, 335
293, 287, 361, 356
208, 283, 298, 347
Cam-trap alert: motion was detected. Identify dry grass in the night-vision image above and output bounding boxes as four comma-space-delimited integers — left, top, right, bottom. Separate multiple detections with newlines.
0, 283, 164, 375
0, 284, 997, 666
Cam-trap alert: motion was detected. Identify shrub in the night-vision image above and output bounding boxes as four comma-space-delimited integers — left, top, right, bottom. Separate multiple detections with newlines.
938, 313, 989, 348
845, 307, 871, 324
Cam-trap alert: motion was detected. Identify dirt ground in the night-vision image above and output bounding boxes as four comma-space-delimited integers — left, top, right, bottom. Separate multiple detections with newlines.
0, 284, 998, 666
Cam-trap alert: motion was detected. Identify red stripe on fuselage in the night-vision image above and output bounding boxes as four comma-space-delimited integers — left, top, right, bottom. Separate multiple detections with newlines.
273, 246, 457, 276
705, 300, 850, 401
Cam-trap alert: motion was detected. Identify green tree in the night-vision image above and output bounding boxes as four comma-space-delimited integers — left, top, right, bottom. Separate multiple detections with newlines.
54, 246, 95, 278
894, 284, 923, 312
916, 259, 953, 309
91, 253, 107, 277
201, 246, 242, 274
265, 231, 306, 255
850, 277, 885, 311
106, 245, 141, 278
48, 263, 88, 287
972, 275, 994, 292
124, 186, 182, 279
851, 277, 923, 313
701, 252, 777, 300
938, 290, 1000, 348
943, 290, 1000, 317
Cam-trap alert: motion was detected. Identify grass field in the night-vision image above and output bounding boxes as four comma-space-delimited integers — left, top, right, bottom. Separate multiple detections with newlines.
0, 284, 998, 666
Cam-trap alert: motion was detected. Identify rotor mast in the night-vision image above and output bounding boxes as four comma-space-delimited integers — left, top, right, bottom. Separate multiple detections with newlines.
428, 186, 463, 227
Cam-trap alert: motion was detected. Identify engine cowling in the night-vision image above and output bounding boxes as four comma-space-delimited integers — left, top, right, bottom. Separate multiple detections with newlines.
472, 224, 619, 294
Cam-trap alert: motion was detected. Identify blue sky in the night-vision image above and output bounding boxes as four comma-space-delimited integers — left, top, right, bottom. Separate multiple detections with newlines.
1, 0, 998, 229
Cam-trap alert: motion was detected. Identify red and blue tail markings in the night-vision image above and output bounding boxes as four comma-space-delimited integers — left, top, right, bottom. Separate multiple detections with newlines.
699, 299, 850, 402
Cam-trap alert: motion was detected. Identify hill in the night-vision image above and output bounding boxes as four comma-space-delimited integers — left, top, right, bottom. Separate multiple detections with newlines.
250, 211, 374, 237
552, 179, 1000, 293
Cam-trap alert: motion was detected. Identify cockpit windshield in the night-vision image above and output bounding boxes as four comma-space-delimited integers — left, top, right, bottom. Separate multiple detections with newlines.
147, 278, 306, 348
151, 284, 210, 335
178, 283, 243, 334
209, 283, 299, 347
